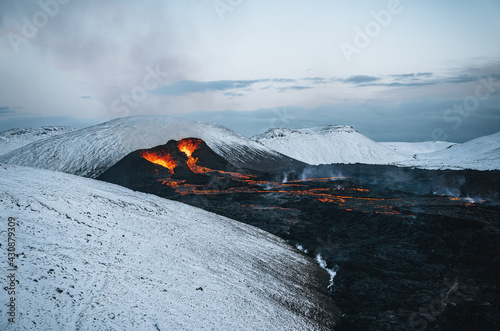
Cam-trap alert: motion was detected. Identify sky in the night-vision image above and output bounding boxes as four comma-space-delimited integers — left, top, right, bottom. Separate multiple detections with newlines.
1, 0, 500, 142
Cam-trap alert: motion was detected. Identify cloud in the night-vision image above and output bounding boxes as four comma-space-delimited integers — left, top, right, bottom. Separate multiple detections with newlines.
358, 73, 500, 88
443, 75, 478, 84
80, 96, 92, 99
152, 78, 313, 96
391, 72, 433, 79
278, 86, 312, 92
152, 79, 264, 96
224, 92, 245, 98
272, 78, 296, 83
343, 75, 380, 84
0, 106, 22, 115
302, 77, 330, 84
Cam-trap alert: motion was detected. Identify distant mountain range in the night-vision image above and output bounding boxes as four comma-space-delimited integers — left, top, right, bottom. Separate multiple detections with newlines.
252, 125, 499, 171
0, 116, 302, 178
0, 118, 498, 177
0, 126, 75, 155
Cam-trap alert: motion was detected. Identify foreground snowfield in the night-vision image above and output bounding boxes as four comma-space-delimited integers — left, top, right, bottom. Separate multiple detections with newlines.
0, 116, 299, 178
252, 126, 407, 165
0, 165, 338, 330
0, 127, 75, 156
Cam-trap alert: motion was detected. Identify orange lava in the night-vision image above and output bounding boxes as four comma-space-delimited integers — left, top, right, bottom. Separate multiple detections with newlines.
178, 138, 211, 173
140, 151, 177, 171
178, 138, 202, 157
140, 139, 406, 217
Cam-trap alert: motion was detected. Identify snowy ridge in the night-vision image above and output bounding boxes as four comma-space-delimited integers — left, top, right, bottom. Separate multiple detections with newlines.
397, 132, 500, 170
0, 116, 301, 178
380, 141, 457, 157
0, 164, 339, 330
252, 125, 407, 165
0, 126, 75, 156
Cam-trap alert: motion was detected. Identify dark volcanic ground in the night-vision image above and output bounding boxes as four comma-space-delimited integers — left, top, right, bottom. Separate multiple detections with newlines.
99, 138, 500, 330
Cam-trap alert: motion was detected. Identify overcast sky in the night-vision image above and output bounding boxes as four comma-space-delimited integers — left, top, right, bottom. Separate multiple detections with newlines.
1, 0, 499, 142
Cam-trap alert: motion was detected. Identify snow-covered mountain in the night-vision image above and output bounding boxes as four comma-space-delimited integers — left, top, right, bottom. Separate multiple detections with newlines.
380, 141, 456, 157
0, 164, 339, 330
252, 125, 500, 170
0, 126, 75, 156
0, 116, 303, 178
252, 125, 407, 165
398, 132, 500, 170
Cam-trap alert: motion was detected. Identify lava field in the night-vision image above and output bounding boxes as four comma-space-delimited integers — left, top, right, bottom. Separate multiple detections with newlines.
99, 138, 500, 330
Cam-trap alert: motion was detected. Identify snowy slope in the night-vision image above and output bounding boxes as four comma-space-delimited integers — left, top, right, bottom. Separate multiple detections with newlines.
0, 116, 302, 178
0, 126, 75, 156
398, 132, 500, 170
380, 141, 456, 157
0, 164, 339, 330
252, 125, 407, 165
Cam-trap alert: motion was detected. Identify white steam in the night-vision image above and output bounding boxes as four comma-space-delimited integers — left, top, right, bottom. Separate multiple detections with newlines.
295, 244, 308, 254
315, 253, 337, 289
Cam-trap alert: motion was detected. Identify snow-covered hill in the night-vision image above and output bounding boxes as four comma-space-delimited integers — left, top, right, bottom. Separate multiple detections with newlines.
398, 132, 500, 170
0, 116, 303, 178
0, 126, 75, 156
0, 164, 339, 330
252, 125, 407, 165
380, 141, 456, 157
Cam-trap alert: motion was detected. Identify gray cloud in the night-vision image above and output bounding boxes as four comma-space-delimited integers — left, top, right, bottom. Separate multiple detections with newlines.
278, 86, 312, 93
391, 72, 433, 79
152, 78, 313, 96
302, 77, 330, 84
224, 92, 245, 98
0, 106, 22, 115
343, 75, 380, 84
153, 79, 263, 96
1, 0, 197, 117
358, 73, 500, 88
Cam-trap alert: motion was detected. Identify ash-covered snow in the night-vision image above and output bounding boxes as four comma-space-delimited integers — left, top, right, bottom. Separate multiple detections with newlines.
0, 164, 339, 330
0, 126, 75, 156
252, 125, 407, 165
0, 116, 301, 178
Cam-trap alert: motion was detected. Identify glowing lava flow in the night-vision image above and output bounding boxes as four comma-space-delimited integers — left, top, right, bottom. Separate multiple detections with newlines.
139, 138, 407, 217
178, 138, 201, 157
140, 151, 177, 171
178, 138, 210, 173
